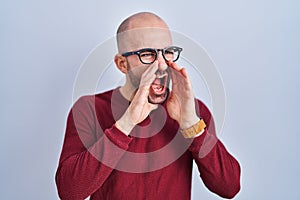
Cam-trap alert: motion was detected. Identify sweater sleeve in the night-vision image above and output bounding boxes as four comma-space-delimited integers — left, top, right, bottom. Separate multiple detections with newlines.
55, 96, 132, 200
188, 100, 241, 199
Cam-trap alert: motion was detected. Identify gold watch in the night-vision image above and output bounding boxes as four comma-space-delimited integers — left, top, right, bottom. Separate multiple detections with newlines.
180, 119, 206, 138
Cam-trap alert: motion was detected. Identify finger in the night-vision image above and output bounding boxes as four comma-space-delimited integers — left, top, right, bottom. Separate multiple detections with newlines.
137, 63, 159, 98
148, 103, 158, 111
140, 61, 158, 87
135, 78, 157, 102
139, 73, 156, 88
168, 61, 186, 81
144, 60, 159, 76
167, 61, 182, 71
170, 66, 184, 86
168, 61, 190, 78
180, 68, 188, 78
169, 67, 178, 85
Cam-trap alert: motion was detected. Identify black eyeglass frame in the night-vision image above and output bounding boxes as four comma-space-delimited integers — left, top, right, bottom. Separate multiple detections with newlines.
121, 46, 183, 64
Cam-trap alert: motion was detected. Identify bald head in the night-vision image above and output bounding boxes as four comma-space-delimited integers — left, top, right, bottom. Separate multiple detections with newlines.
116, 12, 172, 53
117, 12, 169, 34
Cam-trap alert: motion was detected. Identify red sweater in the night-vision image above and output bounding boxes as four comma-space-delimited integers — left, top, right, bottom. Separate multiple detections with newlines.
55, 88, 240, 200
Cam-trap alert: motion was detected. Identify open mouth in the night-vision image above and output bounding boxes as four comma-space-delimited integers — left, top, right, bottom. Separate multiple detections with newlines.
148, 72, 170, 104
151, 74, 168, 95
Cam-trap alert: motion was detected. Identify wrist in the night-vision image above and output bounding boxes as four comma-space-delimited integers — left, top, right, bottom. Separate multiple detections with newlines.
179, 116, 200, 130
180, 118, 206, 138
115, 112, 135, 136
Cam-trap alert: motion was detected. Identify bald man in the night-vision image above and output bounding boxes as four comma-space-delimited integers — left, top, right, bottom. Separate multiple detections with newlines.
56, 12, 241, 200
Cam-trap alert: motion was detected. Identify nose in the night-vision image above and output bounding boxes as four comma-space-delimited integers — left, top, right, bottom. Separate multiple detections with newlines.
157, 51, 168, 71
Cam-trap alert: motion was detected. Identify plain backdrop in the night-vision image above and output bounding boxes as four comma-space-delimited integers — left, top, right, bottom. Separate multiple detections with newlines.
1, 0, 299, 199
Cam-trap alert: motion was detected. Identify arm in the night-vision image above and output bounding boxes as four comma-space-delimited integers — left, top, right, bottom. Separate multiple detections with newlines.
55, 96, 132, 200
56, 61, 160, 199
166, 61, 240, 198
189, 101, 241, 199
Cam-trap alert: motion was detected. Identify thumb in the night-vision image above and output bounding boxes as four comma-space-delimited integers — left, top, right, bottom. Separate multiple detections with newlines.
149, 103, 158, 111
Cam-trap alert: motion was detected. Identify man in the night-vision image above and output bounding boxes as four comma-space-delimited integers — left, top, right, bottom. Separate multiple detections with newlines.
56, 12, 241, 199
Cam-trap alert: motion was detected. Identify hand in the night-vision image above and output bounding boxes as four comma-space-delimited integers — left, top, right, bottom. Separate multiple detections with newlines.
166, 62, 200, 129
116, 61, 159, 135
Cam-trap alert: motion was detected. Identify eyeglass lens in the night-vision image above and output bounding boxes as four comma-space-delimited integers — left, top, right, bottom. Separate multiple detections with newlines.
139, 47, 180, 64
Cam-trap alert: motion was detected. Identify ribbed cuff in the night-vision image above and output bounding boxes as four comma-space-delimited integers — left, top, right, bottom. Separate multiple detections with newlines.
105, 124, 133, 150
188, 130, 219, 158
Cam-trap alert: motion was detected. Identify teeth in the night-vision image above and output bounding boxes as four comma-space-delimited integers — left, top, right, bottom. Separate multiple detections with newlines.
155, 92, 166, 97
156, 73, 167, 79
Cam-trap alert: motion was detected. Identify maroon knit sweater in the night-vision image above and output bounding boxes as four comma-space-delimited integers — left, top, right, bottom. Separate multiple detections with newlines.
55, 88, 240, 200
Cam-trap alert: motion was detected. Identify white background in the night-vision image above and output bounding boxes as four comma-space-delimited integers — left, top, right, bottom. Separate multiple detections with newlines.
1, 0, 299, 199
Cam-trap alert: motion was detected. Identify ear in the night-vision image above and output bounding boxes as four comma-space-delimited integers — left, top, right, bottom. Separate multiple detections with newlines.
114, 54, 128, 74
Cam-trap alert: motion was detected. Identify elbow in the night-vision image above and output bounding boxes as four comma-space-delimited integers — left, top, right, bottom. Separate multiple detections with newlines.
55, 170, 69, 200
56, 187, 69, 200
205, 170, 241, 199
55, 168, 77, 200
210, 177, 240, 199
204, 176, 241, 199
55, 177, 80, 200
220, 171, 241, 199
222, 160, 242, 199
222, 181, 240, 199
55, 167, 91, 200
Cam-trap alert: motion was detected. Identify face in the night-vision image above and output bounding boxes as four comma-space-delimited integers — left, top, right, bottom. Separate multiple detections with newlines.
121, 27, 173, 104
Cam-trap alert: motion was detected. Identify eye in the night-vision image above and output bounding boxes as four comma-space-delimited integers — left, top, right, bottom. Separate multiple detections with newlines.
164, 50, 174, 55
140, 52, 156, 58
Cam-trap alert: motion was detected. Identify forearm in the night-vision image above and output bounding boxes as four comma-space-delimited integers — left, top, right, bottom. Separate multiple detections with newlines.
190, 131, 241, 199
189, 100, 241, 198
56, 125, 132, 200
115, 110, 135, 135
55, 143, 111, 200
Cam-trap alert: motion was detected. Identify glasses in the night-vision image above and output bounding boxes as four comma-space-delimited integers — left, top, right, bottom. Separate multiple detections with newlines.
121, 46, 183, 64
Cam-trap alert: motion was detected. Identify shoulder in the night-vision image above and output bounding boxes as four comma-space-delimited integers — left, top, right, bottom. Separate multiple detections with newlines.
71, 89, 114, 111
194, 98, 213, 122
195, 98, 211, 113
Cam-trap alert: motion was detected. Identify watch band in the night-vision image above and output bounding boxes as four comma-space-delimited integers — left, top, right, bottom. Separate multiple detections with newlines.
181, 119, 206, 138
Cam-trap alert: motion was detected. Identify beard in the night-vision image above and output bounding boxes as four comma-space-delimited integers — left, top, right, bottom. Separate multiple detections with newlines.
127, 65, 170, 104
128, 69, 141, 89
